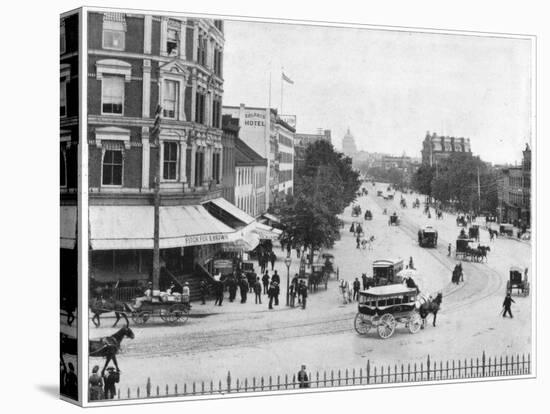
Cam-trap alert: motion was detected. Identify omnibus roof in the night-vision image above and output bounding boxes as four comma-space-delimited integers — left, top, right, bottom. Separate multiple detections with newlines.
373, 259, 403, 267
359, 285, 417, 297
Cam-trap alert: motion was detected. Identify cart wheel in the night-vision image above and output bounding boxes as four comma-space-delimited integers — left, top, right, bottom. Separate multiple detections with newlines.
354, 313, 372, 335
170, 304, 189, 323
408, 313, 422, 334
131, 311, 150, 325
377, 313, 396, 339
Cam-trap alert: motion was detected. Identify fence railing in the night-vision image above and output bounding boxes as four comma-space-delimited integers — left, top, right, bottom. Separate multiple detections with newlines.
94, 352, 531, 401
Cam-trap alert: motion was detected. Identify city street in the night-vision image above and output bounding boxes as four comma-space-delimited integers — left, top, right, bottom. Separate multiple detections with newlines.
89, 183, 532, 392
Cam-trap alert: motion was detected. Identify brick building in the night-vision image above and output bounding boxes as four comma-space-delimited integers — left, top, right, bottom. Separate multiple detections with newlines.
421, 131, 472, 166
275, 117, 295, 200
221, 115, 238, 203
498, 144, 531, 227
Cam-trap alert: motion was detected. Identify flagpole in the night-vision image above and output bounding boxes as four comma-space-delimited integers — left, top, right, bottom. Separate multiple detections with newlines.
268, 69, 272, 110
280, 66, 284, 114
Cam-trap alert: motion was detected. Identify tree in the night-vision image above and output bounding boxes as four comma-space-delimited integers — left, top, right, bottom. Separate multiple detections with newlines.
280, 140, 361, 251
411, 165, 435, 197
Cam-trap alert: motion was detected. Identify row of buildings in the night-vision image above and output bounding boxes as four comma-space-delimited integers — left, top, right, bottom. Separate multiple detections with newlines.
60, 11, 333, 291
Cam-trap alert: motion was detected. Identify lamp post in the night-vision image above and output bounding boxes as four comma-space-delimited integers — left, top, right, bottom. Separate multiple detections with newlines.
284, 256, 292, 306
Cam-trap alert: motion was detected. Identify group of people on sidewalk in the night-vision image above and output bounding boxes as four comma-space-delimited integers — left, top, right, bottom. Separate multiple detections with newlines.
88, 364, 120, 401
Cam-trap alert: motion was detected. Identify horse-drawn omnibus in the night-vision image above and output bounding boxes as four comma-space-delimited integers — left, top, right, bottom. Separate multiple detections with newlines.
371, 259, 404, 286
354, 285, 422, 339
418, 226, 438, 248
364, 209, 373, 220
352, 204, 362, 217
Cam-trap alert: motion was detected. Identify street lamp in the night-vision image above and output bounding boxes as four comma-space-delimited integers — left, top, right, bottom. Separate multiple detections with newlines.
284, 256, 292, 306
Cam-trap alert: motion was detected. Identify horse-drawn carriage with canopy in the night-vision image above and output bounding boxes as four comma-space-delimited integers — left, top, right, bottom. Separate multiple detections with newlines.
354, 285, 423, 339
352, 204, 362, 217
507, 266, 530, 296
369, 259, 404, 287
468, 225, 480, 241
418, 226, 438, 248
455, 238, 475, 261
377, 190, 383, 197
388, 212, 400, 226
364, 209, 373, 220
500, 223, 515, 237
412, 198, 420, 208
456, 215, 467, 227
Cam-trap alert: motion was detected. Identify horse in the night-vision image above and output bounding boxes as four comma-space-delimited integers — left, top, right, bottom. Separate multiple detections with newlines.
339, 279, 352, 304
89, 326, 135, 372
89, 297, 130, 328
418, 293, 443, 328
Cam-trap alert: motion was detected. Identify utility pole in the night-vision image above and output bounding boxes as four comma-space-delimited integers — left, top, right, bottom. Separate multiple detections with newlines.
477, 166, 481, 211
152, 104, 162, 290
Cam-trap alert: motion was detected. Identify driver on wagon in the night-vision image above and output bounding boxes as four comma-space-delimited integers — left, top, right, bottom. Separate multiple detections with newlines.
134, 281, 153, 310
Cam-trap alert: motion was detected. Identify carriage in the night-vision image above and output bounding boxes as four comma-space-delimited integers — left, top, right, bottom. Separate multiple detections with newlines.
418, 226, 438, 248
468, 225, 480, 241
371, 259, 405, 286
456, 215, 467, 227
354, 285, 422, 339
506, 266, 530, 296
499, 223, 515, 237
412, 198, 420, 209
130, 293, 190, 325
455, 238, 475, 261
388, 213, 400, 226
377, 190, 383, 197
352, 204, 362, 217
400, 198, 407, 208
387, 194, 394, 200
364, 210, 373, 220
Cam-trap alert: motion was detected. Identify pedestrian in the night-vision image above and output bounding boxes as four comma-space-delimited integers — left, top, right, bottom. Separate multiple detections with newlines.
182, 281, 190, 304
349, 222, 355, 233
274, 281, 280, 306
227, 275, 237, 302
296, 246, 301, 258
409, 256, 414, 270
214, 280, 224, 306
272, 270, 280, 285
254, 277, 262, 304
88, 365, 104, 401
262, 271, 270, 295
199, 279, 208, 305
64, 362, 78, 400
448, 243, 452, 257
289, 283, 296, 307
297, 364, 310, 388
353, 277, 361, 301
239, 277, 249, 303
102, 366, 120, 399
268, 282, 276, 309
356, 223, 363, 235
502, 293, 515, 318
249, 270, 257, 293
361, 273, 368, 290
300, 280, 308, 309
356, 235, 361, 249
270, 251, 277, 271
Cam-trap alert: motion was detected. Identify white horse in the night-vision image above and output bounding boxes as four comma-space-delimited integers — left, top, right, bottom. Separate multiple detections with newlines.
339, 279, 352, 304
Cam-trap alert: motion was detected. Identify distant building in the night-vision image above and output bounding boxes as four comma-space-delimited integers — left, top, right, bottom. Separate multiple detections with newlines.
221, 115, 238, 204
421, 131, 472, 166
294, 129, 331, 170
275, 117, 296, 200
341, 128, 358, 159
497, 144, 531, 227
234, 138, 268, 217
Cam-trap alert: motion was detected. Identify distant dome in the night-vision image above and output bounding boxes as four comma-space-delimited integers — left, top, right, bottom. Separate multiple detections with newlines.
342, 127, 357, 157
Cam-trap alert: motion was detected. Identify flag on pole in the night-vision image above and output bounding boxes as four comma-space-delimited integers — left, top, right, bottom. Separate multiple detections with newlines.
282, 72, 294, 84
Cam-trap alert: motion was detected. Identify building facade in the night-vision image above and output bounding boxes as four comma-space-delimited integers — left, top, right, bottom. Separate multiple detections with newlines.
234, 138, 268, 217
84, 11, 240, 289
498, 144, 531, 227
275, 117, 295, 199
421, 131, 472, 166
221, 115, 238, 203
341, 128, 358, 159
222, 104, 280, 208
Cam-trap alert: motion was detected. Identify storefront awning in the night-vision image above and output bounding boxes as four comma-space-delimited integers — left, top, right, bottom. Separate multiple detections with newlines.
202, 197, 255, 227
252, 222, 283, 240
262, 212, 281, 223
221, 231, 260, 252
60, 206, 77, 249
89, 205, 237, 250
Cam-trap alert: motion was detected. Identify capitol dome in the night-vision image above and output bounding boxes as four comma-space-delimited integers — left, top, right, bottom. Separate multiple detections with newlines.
342, 127, 357, 157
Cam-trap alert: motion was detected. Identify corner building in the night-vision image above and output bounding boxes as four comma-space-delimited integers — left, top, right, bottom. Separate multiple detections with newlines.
86, 11, 247, 292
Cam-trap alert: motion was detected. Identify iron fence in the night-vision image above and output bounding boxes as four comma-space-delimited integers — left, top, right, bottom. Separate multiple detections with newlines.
95, 352, 531, 401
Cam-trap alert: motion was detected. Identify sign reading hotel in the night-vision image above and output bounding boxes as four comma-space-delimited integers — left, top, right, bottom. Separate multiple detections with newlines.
244, 110, 266, 128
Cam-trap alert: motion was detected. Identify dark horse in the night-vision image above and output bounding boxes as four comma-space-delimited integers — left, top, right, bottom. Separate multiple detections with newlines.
89, 326, 135, 372
419, 293, 443, 328
90, 297, 129, 328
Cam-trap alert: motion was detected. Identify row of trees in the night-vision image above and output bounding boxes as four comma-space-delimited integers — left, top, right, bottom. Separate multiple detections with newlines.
360, 166, 407, 190
279, 140, 361, 251
411, 153, 499, 214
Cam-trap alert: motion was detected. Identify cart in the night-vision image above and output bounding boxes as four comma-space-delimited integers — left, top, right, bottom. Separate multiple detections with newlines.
388, 213, 400, 226
500, 223, 515, 237
130, 293, 190, 325
418, 226, 438, 248
506, 266, 529, 296
354, 285, 422, 339
371, 258, 404, 286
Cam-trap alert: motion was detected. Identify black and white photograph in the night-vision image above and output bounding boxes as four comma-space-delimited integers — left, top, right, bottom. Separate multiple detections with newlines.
59, 5, 537, 405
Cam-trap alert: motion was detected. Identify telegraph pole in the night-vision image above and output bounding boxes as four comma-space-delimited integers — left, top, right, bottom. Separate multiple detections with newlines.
151, 104, 162, 290
477, 166, 481, 211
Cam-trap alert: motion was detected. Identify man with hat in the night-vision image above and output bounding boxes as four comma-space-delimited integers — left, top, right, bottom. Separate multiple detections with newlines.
299, 280, 308, 309
182, 281, 190, 305
268, 281, 277, 310
133, 281, 153, 310
502, 293, 515, 318
102, 366, 120, 399
297, 364, 309, 388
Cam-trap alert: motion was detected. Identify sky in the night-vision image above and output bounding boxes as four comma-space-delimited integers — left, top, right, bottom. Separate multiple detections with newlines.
222, 20, 533, 165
